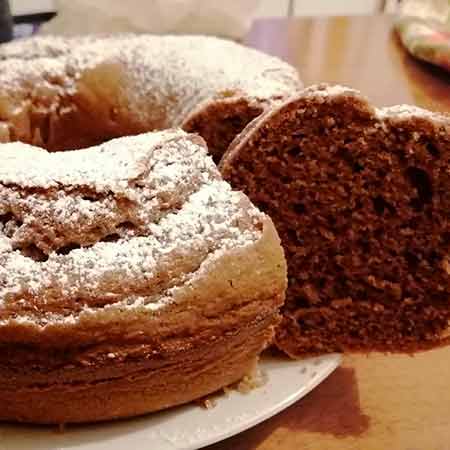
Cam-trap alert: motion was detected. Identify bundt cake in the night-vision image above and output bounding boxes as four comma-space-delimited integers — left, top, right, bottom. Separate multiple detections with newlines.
0, 34, 301, 161
2, 32, 447, 383
221, 84, 450, 357
0, 130, 287, 423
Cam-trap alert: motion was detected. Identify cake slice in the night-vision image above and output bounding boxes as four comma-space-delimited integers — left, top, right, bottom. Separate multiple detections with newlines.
0, 130, 286, 423
221, 84, 450, 356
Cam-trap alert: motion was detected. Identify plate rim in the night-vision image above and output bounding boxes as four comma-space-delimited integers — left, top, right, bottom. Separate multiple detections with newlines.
192, 353, 342, 450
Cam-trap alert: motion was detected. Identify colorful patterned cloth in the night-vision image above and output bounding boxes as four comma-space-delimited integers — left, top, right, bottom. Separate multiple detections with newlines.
396, 16, 450, 72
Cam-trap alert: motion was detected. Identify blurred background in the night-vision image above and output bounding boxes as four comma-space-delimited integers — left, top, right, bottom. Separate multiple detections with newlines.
3, 1, 448, 40
0, 1, 448, 88
10, 0, 400, 20
2, 0, 408, 40
2, 0, 447, 101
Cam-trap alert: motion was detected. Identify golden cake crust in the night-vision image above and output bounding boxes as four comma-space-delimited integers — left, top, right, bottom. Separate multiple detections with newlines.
0, 130, 287, 423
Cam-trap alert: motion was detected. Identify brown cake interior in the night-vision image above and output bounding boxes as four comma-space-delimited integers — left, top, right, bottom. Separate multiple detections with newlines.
183, 98, 264, 163
221, 89, 450, 356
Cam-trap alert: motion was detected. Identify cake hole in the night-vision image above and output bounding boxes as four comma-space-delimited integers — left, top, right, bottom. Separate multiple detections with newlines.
325, 214, 337, 225
39, 114, 51, 145
373, 228, 384, 239
287, 146, 303, 157
255, 200, 270, 213
56, 243, 81, 255
241, 160, 254, 173
409, 198, 424, 212
349, 330, 361, 339
100, 233, 120, 243
405, 167, 433, 207
81, 195, 97, 202
353, 161, 364, 173
19, 244, 48, 262
117, 221, 137, 232
341, 208, 352, 218
293, 203, 306, 215
280, 175, 291, 185
358, 237, 371, 253
372, 196, 395, 216
425, 141, 440, 158
286, 228, 297, 242
338, 148, 364, 173
441, 232, 450, 246
286, 228, 303, 245
54, 233, 121, 257
428, 250, 439, 264
0, 212, 14, 225
0, 212, 23, 237
404, 250, 420, 270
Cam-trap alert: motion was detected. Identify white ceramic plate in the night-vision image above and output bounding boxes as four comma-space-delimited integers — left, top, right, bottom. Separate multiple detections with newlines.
0, 353, 341, 450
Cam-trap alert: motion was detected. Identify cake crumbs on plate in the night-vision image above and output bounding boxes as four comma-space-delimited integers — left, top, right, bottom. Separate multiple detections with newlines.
197, 363, 268, 409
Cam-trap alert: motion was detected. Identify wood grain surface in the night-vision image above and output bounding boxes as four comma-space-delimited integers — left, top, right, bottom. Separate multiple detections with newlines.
246, 15, 450, 112
208, 15, 450, 450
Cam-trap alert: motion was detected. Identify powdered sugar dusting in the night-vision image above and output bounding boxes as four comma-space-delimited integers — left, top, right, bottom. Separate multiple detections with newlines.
303, 84, 359, 99
0, 130, 266, 331
0, 129, 194, 191
0, 34, 301, 137
302, 85, 448, 125
377, 104, 448, 122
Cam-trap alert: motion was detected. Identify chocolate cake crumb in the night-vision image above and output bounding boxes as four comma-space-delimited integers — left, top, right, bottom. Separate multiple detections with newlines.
221, 84, 450, 356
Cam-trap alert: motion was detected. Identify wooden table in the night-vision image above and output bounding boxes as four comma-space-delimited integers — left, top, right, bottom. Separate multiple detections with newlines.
209, 16, 450, 450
